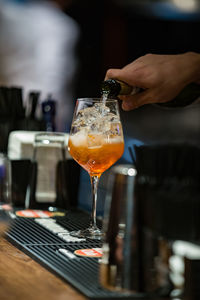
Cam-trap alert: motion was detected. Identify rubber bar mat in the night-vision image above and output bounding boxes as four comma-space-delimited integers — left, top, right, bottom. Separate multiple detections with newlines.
5, 210, 145, 300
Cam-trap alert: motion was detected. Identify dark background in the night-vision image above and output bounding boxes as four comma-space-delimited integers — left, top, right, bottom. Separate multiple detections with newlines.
66, 0, 200, 99
65, 0, 200, 214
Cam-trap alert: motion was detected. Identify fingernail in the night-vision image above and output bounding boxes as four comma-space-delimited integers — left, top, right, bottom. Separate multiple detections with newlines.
122, 101, 132, 111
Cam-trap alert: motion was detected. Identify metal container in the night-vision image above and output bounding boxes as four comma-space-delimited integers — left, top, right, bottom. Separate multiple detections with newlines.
99, 164, 141, 293
99, 164, 174, 298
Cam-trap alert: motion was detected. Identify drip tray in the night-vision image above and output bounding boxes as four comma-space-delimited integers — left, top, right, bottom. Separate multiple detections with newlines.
6, 210, 144, 300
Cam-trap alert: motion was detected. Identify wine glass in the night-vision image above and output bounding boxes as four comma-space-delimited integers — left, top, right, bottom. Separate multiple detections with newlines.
68, 98, 124, 239
0, 153, 12, 234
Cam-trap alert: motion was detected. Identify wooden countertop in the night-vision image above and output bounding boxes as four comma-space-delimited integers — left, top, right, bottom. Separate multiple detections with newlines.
0, 235, 86, 300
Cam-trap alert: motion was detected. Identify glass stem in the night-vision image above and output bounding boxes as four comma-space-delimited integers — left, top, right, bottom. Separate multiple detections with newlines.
90, 175, 100, 229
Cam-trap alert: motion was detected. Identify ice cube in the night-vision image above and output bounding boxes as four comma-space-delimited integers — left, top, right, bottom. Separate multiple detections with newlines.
108, 122, 122, 136
87, 134, 103, 148
89, 117, 111, 134
70, 130, 87, 147
75, 107, 102, 127
106, 113, 120, 123
92, 113, 119, 134
73, 104, 120, 135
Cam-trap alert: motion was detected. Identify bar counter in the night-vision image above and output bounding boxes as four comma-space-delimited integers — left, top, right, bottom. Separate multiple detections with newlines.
0, 236, 86, 300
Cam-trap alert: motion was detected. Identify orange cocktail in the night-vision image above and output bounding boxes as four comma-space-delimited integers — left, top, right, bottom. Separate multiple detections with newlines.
68, 132, 124, 176
68, 98, 124, 239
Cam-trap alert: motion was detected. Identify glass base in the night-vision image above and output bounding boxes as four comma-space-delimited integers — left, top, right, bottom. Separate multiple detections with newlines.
70, 225, 103, 240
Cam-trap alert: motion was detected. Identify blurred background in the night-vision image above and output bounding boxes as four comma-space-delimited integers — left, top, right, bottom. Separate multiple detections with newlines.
0, 0, 200, 213
0, 0, 200, 132
68, 0, 200, 98
67, 0, 200, 213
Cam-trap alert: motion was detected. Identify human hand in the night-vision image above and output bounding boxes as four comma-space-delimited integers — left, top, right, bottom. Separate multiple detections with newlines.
105, 52, 200, 110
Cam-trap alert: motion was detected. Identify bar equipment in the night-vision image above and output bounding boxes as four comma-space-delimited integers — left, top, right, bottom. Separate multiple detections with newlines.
100, 144, 200, 299
100, 164, 142, 293
0, 153, 12, 234
25, 132, 69, 210
0, 153, 12, 209
0, 86, 46, 153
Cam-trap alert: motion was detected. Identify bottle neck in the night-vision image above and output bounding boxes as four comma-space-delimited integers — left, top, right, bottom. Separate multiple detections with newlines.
101, 79, 133, 98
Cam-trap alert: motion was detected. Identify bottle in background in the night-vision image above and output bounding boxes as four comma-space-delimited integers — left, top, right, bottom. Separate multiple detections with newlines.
27, 91, 40, 121
41, 94, 56, 132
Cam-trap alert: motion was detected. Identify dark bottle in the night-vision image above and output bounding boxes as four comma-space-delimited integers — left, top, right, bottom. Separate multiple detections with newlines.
101, 79, 136, 98
101, 79, 200, 107
27, 91, 40, 119
41, 94, 56, 132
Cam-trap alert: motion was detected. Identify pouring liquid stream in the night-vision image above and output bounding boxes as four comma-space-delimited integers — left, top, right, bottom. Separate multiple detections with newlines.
101, 92, 109, 113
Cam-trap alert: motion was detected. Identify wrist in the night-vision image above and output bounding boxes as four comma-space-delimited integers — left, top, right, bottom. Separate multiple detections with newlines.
183, 52, 200, 84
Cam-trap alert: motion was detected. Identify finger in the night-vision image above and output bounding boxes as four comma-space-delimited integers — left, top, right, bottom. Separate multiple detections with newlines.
119, 90, 156, 111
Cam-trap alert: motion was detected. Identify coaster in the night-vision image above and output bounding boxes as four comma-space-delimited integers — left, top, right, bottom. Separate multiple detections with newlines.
74, 248, 102, 258
15, 209, 62, 218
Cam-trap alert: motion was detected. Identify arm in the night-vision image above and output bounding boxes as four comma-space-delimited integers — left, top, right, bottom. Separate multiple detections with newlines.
105, 52, 200, 110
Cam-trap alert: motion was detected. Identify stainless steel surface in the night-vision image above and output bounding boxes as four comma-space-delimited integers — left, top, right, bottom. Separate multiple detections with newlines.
100, 164, 140, 292
0, 153, 12, 206
99, 164, 178, 297
0, 153, 13, 234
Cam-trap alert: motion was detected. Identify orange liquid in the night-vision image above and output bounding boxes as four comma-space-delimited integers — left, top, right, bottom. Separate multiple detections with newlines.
68, 135, 124, 176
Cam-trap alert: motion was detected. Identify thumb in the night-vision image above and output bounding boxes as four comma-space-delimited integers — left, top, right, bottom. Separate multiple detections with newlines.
105, 68, 123, 81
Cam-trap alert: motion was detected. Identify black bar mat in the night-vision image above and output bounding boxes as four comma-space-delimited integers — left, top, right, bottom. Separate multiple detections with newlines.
5, 210, 145, 300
